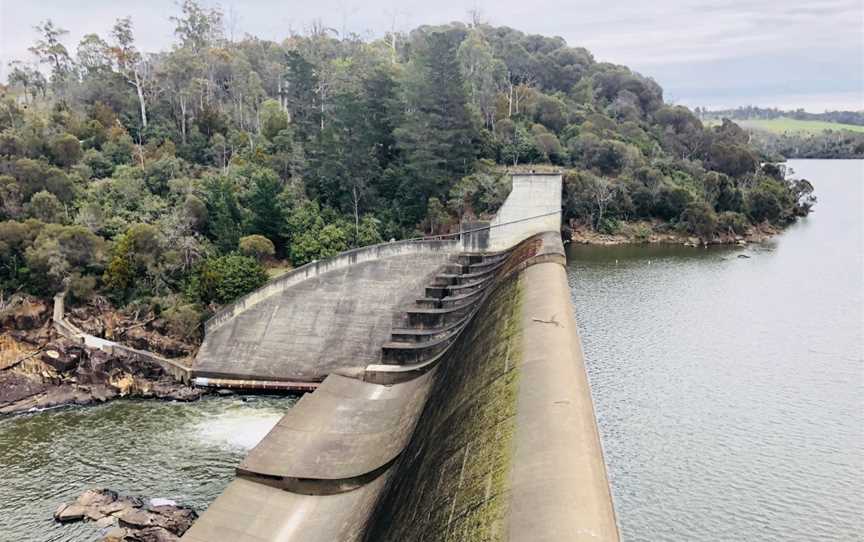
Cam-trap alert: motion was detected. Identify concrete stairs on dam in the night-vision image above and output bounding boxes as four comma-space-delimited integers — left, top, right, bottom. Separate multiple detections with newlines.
180, 172, 620, 542
377, 252, 510, 369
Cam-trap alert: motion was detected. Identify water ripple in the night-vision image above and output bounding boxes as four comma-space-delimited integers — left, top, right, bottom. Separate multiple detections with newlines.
567, 160, 864, 542
0, 395, 295, 541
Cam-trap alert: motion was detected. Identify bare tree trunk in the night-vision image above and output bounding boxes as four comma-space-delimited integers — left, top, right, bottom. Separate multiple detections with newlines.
132, 70, 147, 129
179, 95, 188, 144
352, 186, 360, 246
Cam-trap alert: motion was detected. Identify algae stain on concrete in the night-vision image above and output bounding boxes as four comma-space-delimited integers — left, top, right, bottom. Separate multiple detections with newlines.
365, 275, 525, 542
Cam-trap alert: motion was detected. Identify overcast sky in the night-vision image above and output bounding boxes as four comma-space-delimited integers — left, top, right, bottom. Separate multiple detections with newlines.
1, 0, 862, 111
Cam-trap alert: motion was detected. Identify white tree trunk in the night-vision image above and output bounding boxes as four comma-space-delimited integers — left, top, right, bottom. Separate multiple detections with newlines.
179, 95, 187, 144
352, 186, 360, 246
133, 70, 147, 129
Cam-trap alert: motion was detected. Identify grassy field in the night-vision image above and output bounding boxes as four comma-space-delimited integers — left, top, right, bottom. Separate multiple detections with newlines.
705, 117, 864, 134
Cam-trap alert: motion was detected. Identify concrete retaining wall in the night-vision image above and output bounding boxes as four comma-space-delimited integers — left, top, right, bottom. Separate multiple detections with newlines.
52, 294, 192, 384
204, 239, 460, 334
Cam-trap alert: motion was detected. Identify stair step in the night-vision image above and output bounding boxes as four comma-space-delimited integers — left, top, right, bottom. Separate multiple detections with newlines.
440, 289, 484, 308
425, 286, 449, 299
415, 297, 441, 309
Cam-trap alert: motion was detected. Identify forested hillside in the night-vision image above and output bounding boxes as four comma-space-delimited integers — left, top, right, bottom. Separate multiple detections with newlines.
0, 1, 815, 341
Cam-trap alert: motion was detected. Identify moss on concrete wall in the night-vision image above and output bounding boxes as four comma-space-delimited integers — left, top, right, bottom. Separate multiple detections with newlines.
364, 274, 524, 542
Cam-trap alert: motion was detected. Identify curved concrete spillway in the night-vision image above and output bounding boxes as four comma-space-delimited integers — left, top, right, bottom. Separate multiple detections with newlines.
237, 372, 433, 491
182, 173, 619, 541
194, 241, 458, 384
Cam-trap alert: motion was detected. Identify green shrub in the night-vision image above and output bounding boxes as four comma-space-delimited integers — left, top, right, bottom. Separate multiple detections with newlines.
68, 273, 97, 303
632, 223, 652, 241
49, 133, 82, 167
26, 190, 64, 223
680, 201, 718, 240
191, 253, 268, 305
82, 149, 115, 179
654, 186, 693, 220
717, 211, 749, 235
747, 188, 782, 223
239, 234, 275, 261
162, 303, 203, 341
598, 217, 620, 235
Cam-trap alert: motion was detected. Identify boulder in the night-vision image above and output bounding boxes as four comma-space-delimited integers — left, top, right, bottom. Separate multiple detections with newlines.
102, 527, 130, 542
151, 381, 202, 402
133, 526, 182, 542
5, 297, 49, 330
95, 515, 118, 529
54, 503, 87, 522
125, 327, 192, 359
117, 507, 153, 528
89, 385, 119, 403
41, 339, 84, 373
76, 488, 119, 507
0, 372, 48, 408
55, 489, 196, 541
147, 505, 197, 533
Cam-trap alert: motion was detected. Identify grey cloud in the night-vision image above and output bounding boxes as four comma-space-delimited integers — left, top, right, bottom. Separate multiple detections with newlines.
1, 0, 860, 111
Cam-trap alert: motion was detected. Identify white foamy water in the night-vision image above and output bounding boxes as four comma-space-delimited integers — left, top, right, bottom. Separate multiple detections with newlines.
192, 401, 286, 449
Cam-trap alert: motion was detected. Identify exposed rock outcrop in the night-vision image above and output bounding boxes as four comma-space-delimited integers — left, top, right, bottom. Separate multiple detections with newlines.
0, 334, 201, 415
566, 219, 779, 246
0, 295, 49, 330
67, 302, 196, 358
54, 488, 197, 542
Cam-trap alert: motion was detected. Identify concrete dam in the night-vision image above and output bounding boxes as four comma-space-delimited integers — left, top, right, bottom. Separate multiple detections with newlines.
183, 173, 619, 541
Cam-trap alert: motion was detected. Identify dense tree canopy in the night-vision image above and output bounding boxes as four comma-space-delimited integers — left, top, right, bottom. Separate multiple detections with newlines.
0, 3, 814, 321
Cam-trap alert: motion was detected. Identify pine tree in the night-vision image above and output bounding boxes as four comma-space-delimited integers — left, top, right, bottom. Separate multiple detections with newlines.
395, 29, 480, 223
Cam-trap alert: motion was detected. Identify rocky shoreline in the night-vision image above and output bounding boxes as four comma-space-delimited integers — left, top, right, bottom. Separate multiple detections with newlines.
564, 219, 779, 247
1, 298, 203, 416
54, 488, 197, 542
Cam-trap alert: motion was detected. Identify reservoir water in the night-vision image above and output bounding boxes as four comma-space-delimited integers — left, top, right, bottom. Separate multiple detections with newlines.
0, 159, 860, 541
567, 159, 863, 541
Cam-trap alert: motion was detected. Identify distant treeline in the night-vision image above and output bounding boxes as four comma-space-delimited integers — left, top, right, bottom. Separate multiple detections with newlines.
697, 106, 864, 126
753, 131, 864, 160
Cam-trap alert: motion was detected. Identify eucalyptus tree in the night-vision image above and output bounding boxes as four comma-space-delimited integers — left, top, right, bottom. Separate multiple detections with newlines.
110, 17, 150, 130
6, 61, 46, 103
29, 20, 72, 95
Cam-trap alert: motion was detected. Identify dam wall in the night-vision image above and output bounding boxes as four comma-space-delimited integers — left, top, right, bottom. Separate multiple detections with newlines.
363, 240, 617, 541
488, 173, 562, 250
182, 232, 618, 541
182, 172, 617, 541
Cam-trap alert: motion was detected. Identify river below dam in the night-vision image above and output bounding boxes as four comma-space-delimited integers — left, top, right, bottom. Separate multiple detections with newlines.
0, 395, 295, 541
567, 159, 863, 541
0, 159, 861, 542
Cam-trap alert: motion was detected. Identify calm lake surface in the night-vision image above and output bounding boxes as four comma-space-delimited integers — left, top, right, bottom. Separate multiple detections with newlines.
567, 159, 863, 541
0, 395, 293, 541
